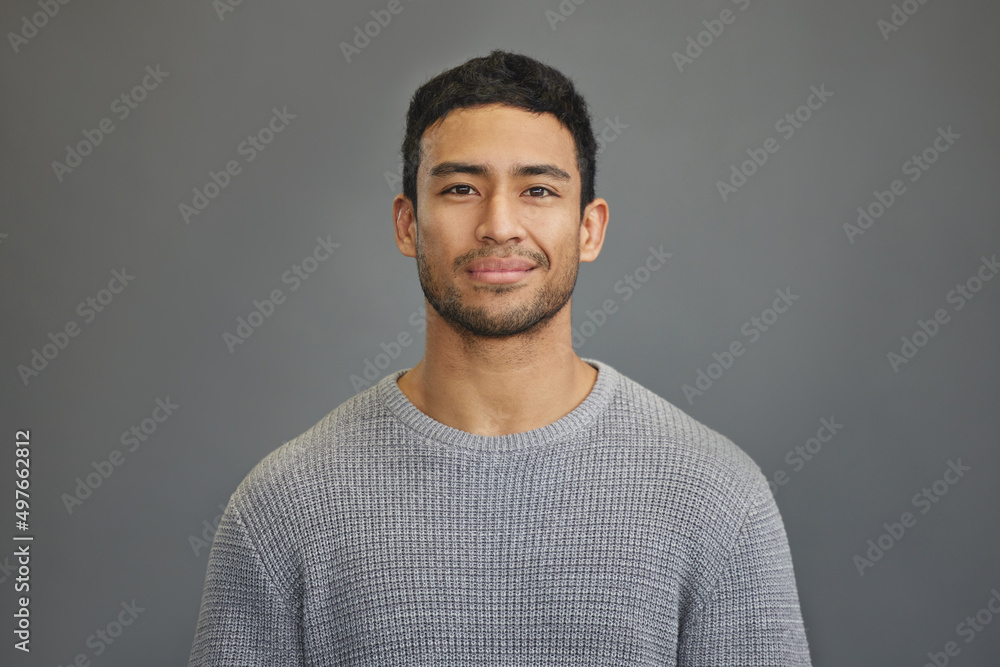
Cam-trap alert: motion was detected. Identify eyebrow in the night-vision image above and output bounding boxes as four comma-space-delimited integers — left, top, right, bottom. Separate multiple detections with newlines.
428, 161, 572, 182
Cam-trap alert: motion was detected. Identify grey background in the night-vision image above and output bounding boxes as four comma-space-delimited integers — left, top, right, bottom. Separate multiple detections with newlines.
2, 0, 998, 664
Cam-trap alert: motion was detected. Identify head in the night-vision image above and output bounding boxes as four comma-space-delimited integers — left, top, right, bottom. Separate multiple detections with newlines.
393, 51, 608, 341
401, 50, 598, 219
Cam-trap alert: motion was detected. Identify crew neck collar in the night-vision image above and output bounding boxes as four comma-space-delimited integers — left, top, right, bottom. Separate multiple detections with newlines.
376, 357, 620, 452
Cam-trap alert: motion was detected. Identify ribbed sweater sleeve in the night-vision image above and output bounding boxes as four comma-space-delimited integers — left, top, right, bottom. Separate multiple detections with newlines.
677, 474, 811, 665
188, 499, 305, 665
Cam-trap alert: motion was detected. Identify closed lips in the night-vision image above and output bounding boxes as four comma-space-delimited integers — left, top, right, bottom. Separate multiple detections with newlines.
466, 259, 536, 272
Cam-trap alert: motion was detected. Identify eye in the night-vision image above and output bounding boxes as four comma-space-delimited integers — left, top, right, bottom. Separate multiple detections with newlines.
443, 184, 477, 196
525, 186, 557, 198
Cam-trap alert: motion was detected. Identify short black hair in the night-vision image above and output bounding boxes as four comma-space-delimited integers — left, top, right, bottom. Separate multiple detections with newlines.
401, 50, 597, 219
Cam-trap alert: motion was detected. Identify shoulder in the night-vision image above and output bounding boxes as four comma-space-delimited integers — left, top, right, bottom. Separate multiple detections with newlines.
606, 365, 766, 503
226, 383, 384, 535
600, 365, 775, 591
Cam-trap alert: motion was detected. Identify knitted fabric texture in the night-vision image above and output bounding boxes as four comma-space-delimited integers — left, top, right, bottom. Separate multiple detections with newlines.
189, 357, 812, 665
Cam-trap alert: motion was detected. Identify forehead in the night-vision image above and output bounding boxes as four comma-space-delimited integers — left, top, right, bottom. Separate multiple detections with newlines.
419, 104, 578, 175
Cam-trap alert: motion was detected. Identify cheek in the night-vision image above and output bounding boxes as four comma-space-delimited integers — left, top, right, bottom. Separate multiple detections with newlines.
552, 229, 582, 264
416, 233, 458, 274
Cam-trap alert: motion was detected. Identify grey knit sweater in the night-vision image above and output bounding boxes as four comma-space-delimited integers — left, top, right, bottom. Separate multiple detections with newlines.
189, 358, 812, 665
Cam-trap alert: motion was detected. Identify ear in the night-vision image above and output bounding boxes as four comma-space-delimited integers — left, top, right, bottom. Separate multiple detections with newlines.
393, 193, 417, 259
579, 197, 609, 263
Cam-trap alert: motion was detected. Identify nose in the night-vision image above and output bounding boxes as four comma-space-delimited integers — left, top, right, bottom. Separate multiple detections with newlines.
476, 189, 527, 245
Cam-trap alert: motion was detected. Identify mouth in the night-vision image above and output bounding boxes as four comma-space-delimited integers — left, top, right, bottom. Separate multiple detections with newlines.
465, 266, 537, 284
464, 256, 539, 284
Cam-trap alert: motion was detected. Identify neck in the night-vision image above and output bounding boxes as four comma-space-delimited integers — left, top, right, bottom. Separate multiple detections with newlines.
397, 300, 598, 437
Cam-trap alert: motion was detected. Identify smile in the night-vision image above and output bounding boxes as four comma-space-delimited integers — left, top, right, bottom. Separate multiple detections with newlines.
466, 267, 537, 284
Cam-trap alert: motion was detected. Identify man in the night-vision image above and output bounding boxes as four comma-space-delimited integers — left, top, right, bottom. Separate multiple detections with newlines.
189, 50, 812, 665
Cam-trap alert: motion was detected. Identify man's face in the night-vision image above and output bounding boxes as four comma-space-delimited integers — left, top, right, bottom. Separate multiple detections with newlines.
408, 104, 586, 339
